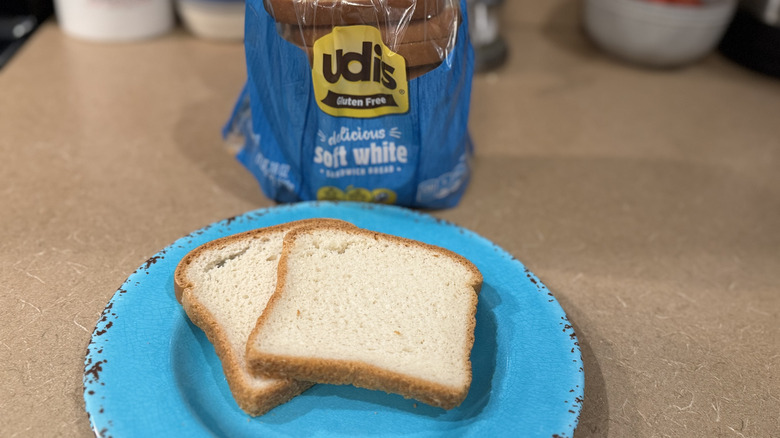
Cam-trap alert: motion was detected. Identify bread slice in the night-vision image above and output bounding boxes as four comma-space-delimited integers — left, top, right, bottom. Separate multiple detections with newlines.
173, 218, 353, 416
245, 222, 483, 409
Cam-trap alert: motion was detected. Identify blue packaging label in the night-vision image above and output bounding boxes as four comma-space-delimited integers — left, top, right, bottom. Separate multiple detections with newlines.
225, 0, 474, 209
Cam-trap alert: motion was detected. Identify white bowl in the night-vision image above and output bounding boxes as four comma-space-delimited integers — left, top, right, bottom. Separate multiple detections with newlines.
177, 0, 245, 41
584, 0, 738, 67
55, 0, 174, 42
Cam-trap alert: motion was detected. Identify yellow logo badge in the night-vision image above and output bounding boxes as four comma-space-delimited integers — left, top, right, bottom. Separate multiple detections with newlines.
312, 26, 409, 118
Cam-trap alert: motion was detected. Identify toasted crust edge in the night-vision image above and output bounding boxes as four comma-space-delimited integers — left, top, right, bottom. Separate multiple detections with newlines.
173, 218, 354, 415
246, 222, 483, 410
247, 353, 470, 409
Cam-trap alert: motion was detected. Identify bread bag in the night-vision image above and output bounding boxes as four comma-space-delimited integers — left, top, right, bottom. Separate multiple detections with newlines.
224, 0, 475, 208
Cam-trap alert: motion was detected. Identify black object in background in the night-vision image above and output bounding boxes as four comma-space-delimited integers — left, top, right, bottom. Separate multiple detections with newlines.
719, 5, 780, 78
469, 0, 508, 72
0, 0, 53, 70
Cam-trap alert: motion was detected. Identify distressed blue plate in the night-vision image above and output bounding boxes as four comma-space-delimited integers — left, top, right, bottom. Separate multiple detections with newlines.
83, 202, 583, 437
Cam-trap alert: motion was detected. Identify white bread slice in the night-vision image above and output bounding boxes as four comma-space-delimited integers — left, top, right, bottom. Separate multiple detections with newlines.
173, 218, 353, 416
245, 222, 483, 409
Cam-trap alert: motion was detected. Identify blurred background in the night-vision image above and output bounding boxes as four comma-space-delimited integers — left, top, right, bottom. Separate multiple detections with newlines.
0, 0, 51, 69
2, 0, 779, 76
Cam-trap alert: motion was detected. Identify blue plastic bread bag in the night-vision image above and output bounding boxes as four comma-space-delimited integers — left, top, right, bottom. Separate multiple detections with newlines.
224, 0, 474, 208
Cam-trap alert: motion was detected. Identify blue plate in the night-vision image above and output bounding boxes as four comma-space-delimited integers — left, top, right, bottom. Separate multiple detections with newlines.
83, 202, 583, 437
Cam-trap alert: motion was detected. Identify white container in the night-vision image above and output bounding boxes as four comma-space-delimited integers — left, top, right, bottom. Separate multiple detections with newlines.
54, 0, 175, 42
177, 0, 245, 41
584, 0, 738, 68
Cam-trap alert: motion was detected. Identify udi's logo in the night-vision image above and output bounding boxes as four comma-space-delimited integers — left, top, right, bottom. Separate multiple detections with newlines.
312, 26, 408, 118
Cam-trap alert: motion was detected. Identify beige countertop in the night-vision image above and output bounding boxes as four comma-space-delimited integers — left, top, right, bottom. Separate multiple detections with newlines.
1, 1, 778, 436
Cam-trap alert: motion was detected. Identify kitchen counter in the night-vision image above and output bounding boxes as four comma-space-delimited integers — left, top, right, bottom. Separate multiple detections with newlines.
1, 1, 778, 436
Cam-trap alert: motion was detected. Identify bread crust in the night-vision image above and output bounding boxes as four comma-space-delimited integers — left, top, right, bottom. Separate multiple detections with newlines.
180, 289, 314, 415
246, 222, 482, 410
173, 218, 353, 415
174, 219, 354, 302
280, 6, 458, 46
264, 0, 449, 25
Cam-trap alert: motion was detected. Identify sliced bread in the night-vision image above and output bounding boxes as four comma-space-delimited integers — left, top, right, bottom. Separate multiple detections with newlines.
173, 218, 353, 416
279, 6, 458, 46
245, 222, 482, 409
264, 0, 448, 25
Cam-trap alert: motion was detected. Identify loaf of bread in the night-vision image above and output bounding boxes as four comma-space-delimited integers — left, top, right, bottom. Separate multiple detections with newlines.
280, 6, 457, 46
245, 221, 483, 409
265, 0, 447, 25
297, 37, 452, 68
173, 219, 353, 416
267, 0, 459, 79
